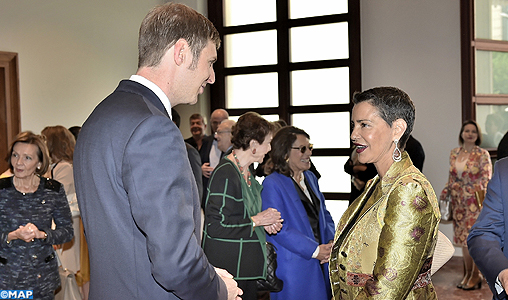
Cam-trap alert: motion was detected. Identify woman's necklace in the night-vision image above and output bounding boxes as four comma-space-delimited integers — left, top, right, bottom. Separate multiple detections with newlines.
458, 146, 473, 162
232, 150, 251, 187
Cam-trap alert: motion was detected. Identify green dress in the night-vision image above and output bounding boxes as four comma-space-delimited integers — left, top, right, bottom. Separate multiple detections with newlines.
202, 158, 267, 280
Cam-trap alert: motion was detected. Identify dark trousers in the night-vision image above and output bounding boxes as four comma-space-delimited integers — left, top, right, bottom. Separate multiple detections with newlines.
237, 279, 258, 300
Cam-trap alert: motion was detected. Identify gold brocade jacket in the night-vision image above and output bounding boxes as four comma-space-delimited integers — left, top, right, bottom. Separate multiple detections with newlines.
330, 152, 440, 300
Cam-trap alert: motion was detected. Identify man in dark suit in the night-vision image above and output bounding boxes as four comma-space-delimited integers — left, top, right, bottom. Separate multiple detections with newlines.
184, 113, 208, 151
73, 3, 241, 300
172, 109, 203, 200
468, 157, 508, 299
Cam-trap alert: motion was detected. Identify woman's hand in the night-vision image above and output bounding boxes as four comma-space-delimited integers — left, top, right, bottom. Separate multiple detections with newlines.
316, 242, 333, 264
252, 208, 283, 227
264, 222, 283, 234
9, 223, 46, 243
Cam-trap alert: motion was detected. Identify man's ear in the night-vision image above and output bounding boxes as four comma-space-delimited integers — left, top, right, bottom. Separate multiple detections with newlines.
174, 39, 189, 66
392, 118, 408, 141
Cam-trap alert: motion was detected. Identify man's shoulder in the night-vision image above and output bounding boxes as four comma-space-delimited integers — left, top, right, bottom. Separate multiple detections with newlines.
495, 157, 508, 171
185, 137, 197, 147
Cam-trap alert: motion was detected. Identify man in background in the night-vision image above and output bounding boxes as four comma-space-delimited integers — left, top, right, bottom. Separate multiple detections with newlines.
215, 119, 235, 155
172, 109, 204, 200
74, 3, 241, 299
185, 113, 208, 151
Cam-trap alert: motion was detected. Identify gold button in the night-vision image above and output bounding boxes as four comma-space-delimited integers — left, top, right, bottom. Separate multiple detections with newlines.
32, 255, 37, 259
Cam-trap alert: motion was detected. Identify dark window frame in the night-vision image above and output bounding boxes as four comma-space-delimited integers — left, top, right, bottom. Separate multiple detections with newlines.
208, 1, 361, 200
461, 0, 508, 158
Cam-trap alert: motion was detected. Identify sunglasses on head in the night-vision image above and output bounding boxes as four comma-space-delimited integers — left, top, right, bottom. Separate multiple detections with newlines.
291, 144, 313, 153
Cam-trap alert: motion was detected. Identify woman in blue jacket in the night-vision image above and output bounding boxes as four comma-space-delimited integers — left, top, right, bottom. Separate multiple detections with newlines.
261, 126, 335, 300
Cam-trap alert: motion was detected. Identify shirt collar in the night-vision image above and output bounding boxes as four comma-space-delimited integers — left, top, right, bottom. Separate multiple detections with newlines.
129, 75, 172, 118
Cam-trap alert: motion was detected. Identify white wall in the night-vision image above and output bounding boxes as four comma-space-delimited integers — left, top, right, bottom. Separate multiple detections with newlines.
0, 0, 208, 135
361, 0, 461, 254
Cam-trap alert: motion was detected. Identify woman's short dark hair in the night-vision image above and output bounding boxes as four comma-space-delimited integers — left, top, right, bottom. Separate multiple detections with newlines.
353, 86, 415, 149
41, 125, 76, 163
265, 126, 310, 177
459, 119, 482, 146
231, 112, 274, 150
8, 131, 50, 176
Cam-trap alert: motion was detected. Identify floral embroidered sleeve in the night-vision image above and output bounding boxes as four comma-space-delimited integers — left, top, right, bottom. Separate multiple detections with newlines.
356, 179, 439, 299
478, 150, 492, 191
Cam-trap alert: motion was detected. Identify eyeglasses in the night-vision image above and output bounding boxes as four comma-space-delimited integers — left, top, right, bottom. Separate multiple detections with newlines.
214, 130, 232, 136
291, 144, 313, 153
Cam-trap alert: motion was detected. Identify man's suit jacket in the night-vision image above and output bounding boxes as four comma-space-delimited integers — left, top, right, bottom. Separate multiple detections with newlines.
468, 157, 508, 299
74, 80, 226, 300
185, 135, 215, 207
185, 142, 203, 200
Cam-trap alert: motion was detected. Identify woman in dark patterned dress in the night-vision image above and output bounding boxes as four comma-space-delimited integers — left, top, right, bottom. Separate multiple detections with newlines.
0, 131, 73, 299
202, 112, 283, 300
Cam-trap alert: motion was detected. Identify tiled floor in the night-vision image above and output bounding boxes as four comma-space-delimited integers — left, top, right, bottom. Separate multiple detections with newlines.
433, 256, 493, 299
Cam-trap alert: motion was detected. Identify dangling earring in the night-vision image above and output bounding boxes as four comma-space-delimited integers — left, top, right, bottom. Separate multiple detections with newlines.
393, 139, 402, 162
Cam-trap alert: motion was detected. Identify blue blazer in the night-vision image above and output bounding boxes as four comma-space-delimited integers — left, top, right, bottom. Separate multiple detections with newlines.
261, 171, 335, 300
468, 157, 508, 299
74, 80, 226, 300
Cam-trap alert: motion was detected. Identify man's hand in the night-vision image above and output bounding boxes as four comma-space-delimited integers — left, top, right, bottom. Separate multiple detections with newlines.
316, 242, 332, 264
215, 268, 243, 300
499, 269, 508, 291
202, 163, 214, 178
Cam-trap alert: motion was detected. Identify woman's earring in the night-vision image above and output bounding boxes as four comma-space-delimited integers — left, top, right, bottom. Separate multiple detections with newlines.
392, 139, 402, 162
252, 148, 257, 155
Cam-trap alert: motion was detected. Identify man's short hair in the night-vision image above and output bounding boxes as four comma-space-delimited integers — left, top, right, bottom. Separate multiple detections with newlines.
138, 3, 221, 69
189, 113, 206, 124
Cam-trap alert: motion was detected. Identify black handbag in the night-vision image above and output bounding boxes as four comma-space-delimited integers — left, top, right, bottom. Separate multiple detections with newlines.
256, 242, 283, 292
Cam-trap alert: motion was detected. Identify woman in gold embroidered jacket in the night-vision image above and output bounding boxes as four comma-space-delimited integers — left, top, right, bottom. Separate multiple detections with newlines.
329, 87, 440, 299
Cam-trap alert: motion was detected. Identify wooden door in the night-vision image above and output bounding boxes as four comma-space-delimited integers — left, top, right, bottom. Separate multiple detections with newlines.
0, 52, 21, 173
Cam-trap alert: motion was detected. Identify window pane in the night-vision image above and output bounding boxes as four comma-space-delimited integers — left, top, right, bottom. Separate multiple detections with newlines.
229, 114, 280, 122
291, 67, 350, 106
475, 0, 508, 41
289, 0, 348, 19
223, 0, 276, 27
226, 73, 279, 109
325, 200, 348, 227
292, 112, 350, 148
225, 31, 278, 67
476, 50, 508, 94
290, 23, 349, 62
310, 156, 350, 193
476, 104, 508, 148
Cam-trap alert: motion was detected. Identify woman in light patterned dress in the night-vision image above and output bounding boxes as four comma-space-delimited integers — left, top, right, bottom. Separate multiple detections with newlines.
440, 120, 492, 290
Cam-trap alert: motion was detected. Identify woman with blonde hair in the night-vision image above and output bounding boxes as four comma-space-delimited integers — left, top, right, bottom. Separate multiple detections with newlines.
41, 126, 80, 273
0, 131, 73, 299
